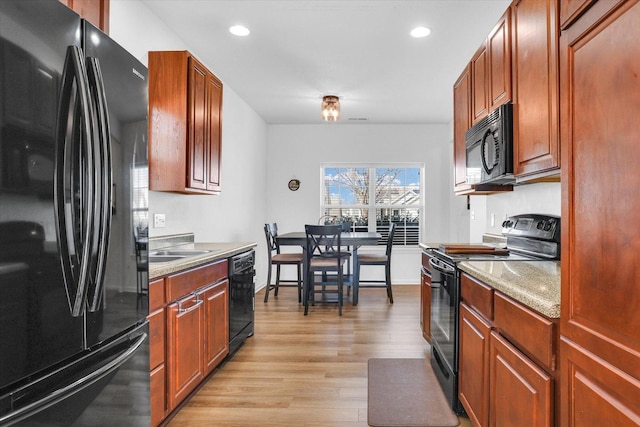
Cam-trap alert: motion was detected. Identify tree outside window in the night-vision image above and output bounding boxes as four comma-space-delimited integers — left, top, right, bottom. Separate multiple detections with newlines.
321, 165, 422, 246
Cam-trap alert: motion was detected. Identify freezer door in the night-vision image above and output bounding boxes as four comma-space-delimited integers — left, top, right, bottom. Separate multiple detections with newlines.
0, 323, 149, 427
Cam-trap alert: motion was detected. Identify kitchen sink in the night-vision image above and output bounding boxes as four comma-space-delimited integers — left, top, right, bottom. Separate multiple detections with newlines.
149, 249, 212, 256
149, 255, 186, 263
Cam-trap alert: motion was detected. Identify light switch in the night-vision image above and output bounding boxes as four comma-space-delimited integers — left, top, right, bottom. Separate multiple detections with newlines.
154, 213, 166, 228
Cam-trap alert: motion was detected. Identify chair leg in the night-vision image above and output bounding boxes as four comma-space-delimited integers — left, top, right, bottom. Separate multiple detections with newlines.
304, 269, 312, 315
338, 270, 343, 316
386, 263, 393, 303
275, 265, 281, 296
297, 263, 302, 303
264, 263, 273, 302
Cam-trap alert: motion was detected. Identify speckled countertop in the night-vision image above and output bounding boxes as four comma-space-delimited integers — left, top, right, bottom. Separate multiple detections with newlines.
419, 240, 560, 319
148, 234, 256, 280
458, 260, 561, 318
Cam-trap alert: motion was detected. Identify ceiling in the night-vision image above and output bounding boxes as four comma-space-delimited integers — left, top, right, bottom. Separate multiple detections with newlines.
141, 0, 511, 125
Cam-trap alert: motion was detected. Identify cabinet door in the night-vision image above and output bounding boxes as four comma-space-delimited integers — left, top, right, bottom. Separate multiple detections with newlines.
459, 303, 492, 427
453, 64, 471, 191
201, 279, 229, 375
490, 331, 553, 427
188, 56, 208, 191
59, 0, 109, 33
167, 293, 204, 410
488, 10, 512, 111
206, 74, 222, 192
150, 364, 166, 427
512, 0, 560, 179
471, 43, 488, 124
560, 1, 640, 424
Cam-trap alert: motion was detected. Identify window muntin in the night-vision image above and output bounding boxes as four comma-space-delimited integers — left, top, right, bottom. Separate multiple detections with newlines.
321, 165, 422, 246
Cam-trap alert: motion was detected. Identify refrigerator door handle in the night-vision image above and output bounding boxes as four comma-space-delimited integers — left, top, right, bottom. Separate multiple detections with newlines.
54, 45, 96, 317
86, 57, 112, 312
0, 332, 147, 426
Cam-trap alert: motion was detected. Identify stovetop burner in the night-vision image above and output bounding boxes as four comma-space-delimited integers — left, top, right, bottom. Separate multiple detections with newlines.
431, 213, 561, 263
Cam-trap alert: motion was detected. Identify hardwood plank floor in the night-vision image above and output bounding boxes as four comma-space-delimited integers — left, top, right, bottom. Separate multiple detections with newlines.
167, 285, 471, 427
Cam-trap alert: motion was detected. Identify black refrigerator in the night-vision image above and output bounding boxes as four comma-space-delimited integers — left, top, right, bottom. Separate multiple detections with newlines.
0, 1, 150, 425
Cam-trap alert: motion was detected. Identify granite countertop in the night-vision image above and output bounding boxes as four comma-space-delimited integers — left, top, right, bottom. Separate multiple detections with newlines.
149, 240, 256, 280
458, 260, 561, 318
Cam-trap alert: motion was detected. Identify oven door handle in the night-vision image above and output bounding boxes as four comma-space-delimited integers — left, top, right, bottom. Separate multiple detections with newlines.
429, 257, 456, 275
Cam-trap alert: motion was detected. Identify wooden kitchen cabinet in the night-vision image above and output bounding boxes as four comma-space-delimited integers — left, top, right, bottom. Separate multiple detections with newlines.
471, 43, 488, 125
489, 331, 553, 427
453, 11, 513, 196
453, 65, 471, 193
511, 0, 560, 181
420, 251, 432, 343
58, 0, 109, 33
148, 278, 166, 426
559, 1, 640, 425
201, 279, 229, 375
150, 259, 229, 425
149, 51, 223, 194
459, 273, 557, 426
459, 302, 492, 427
167, 292, 204, 411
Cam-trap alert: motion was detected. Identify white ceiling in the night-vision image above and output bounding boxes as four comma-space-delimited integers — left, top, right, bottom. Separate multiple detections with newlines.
141, 0, 511, 125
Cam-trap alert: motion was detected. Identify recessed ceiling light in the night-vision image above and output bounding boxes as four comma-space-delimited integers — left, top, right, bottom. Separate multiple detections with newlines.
229, 25, 250, 36
410, 26, 431, 38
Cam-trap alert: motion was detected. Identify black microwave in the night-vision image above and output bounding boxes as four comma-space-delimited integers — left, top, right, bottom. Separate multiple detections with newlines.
465, 102, 514, 185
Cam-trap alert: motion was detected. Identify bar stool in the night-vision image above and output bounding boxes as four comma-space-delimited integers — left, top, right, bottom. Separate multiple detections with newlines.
264, 223, 304, 302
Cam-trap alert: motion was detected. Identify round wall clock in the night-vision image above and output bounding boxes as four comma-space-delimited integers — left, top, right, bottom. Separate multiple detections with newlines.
288, 179, 300, 191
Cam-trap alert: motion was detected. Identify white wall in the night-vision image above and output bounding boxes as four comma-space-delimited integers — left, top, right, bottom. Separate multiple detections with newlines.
267, 124, 453, 284
110, 1, 271, 288
469, 182, 561, 241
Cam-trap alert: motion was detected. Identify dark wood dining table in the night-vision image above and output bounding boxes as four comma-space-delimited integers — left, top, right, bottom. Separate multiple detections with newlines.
276, 231, 382, 305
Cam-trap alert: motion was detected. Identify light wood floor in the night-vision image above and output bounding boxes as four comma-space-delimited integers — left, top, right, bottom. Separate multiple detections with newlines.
167, 285, 471, 427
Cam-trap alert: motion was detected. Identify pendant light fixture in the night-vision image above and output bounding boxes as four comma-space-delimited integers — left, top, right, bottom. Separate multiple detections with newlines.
321, 95, 340, 122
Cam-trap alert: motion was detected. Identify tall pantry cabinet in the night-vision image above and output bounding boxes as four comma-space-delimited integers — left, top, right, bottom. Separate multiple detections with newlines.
559, 0, 640, 425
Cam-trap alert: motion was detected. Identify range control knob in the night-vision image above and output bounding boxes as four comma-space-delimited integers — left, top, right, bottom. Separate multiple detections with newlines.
543, 222, 553, 231
536, 221, 544, 230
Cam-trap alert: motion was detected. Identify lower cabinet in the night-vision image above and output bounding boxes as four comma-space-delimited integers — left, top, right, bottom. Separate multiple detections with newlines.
459, 303, 491, 427
167, 292, 205, 410
489, 331, 553, 427
150, 259, 229, 426
459, 273, 557, 427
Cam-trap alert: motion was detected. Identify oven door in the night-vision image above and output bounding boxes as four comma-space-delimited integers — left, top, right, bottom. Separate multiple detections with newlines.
429, 256, 463, 413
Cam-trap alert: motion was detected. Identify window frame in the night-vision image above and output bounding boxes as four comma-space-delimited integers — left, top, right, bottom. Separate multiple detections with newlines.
320, 163, 424, 246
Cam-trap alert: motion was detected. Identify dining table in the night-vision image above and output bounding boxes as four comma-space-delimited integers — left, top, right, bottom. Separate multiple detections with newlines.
276, 231, 382, 305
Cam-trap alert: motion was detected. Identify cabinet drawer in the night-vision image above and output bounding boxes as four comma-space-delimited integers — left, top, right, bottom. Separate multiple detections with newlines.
166, 259, 228, 302
148, 308, 165, 370
149, 278, 166, 312
494, 291, 556, 372
461, 273, 494, 320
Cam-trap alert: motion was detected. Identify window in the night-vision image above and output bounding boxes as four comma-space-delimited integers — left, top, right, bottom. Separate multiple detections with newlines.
321, 165, 422, 246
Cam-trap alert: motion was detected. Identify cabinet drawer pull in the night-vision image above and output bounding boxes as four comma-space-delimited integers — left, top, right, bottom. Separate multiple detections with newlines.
177, 294, 202, 313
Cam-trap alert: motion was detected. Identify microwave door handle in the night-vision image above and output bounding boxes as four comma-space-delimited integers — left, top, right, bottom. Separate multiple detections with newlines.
86, 57, 112, 312
54, 46, 95, 317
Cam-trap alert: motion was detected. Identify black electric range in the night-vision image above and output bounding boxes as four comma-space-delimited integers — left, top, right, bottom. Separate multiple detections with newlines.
426, 214, 560, 414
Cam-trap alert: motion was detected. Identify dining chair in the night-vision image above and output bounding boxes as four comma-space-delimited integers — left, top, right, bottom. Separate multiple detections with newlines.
304, 224, 351, 316
264, 223, 304, 303
355, 223, 396, 303
134, 236, 148, 308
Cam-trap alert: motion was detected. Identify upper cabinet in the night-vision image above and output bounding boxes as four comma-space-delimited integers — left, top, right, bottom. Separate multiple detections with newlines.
58, 0, 109, 33
560, 1, 640, 425
149, 51, 223, 194
453, 10, 514, 195
511, 0, 560, 181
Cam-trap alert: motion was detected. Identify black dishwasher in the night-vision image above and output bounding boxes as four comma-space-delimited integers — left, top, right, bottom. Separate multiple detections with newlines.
228, 250, 255, 355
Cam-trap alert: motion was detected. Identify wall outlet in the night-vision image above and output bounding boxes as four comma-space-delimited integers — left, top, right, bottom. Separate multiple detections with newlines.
154, 213, 166, 228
